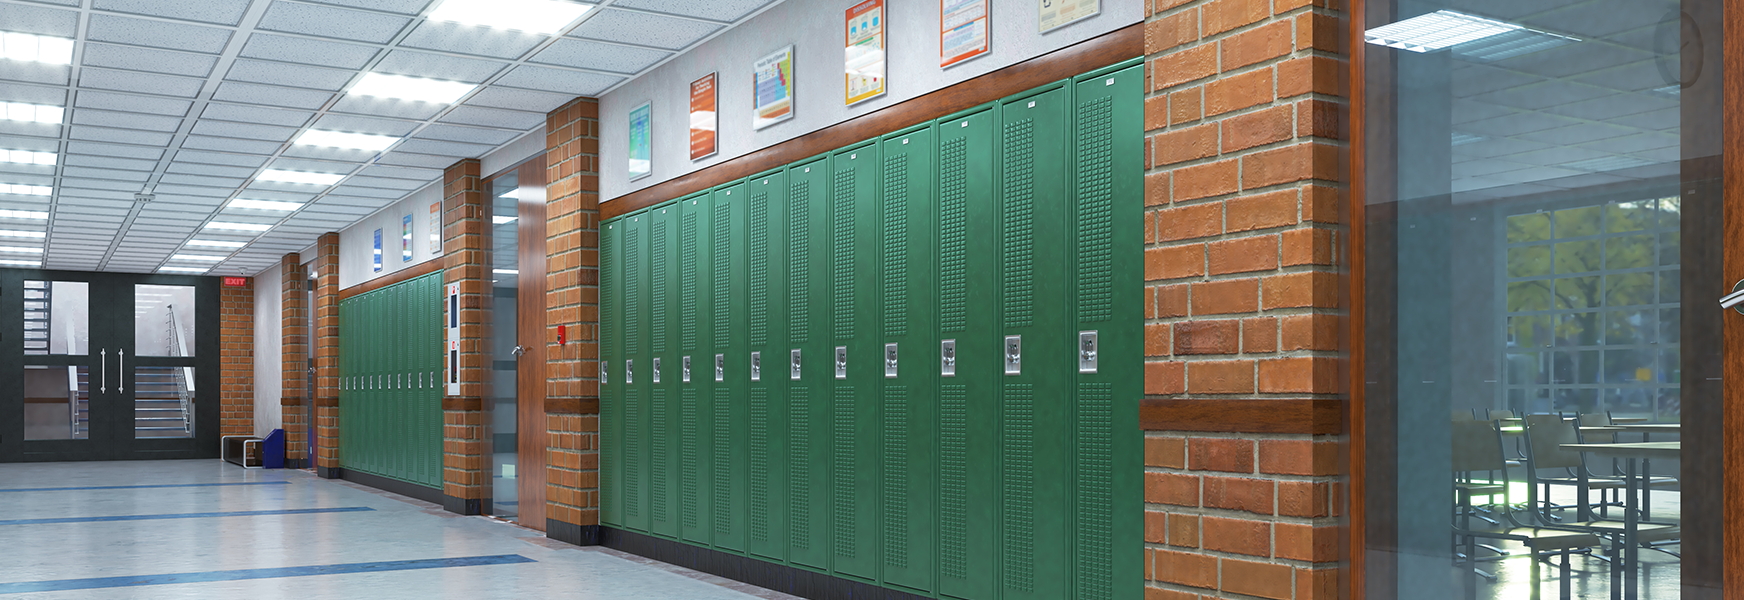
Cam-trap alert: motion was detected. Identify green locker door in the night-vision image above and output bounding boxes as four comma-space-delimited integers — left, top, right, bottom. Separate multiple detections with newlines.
1072, 62, 1144, 600
650, 203, 679, 539
934, 104, 999, 600
713, 181, 748, 552
678, 192, 714, 545
745, 168, 788, 562
393, 283, 406, 481
998, 82, 1071, 600
786, 156, 831, 570
339, 298, 349, 471
364, 292, 376, 476
878, 123, 938, 593
423, 274, 439, 487
623, 210, 650, 532
829, 141, 881, 581
601, 219, 622, 526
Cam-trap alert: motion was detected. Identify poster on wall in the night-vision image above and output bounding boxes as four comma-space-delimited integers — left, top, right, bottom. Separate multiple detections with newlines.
844, 0, 885, 105
372, 228, 383, 273
427, 202, 440, 254
401, 214, 413, 262
752, 46, 794, 130
941, 0, 989, 68
628, 101, 652, 180
689, 73, 717, 161
1039, 0, 1098, 32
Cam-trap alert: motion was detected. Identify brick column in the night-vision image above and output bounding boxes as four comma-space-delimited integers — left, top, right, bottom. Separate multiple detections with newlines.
219, 278, 254, 436
543, 97, 602, 545
1142, 0, 1347, 598
442, 158, 490, 515
280, 253, 309, 469
314, 233, 342, 478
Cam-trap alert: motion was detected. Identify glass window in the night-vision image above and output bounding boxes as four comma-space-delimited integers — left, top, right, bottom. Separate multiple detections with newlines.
134, 366, 194, 439
135, 285, 195, 357
25, 280, 88, 356
23, 365, 89, 440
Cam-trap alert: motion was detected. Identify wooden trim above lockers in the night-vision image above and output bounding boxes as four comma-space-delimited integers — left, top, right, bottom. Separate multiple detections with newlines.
1141, 398, 1343, 435
338, 258, 443, 301
600, 22, 1143, 221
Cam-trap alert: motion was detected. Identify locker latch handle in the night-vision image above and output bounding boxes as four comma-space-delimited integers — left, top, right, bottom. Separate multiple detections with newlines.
625, 359, 634, 384
750, 352, 761, 381
682, 356, 692, 383
651, 357, 662, 383
834, 346, 848, 380
1079, 331, 1098, 374
884, 343, 898, 378
941, 340, 956, 377
1004, 335, 1021, 375
790, 349, 802, 380
715, 354, 725, 382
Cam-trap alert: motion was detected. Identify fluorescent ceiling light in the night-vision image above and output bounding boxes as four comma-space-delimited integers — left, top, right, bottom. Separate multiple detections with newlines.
0, 209, 47, 219
186, 239, 246, 248
228, 199, 303, 211
205, 222, 272, 232
0, 32, 73, 65
0, 246, 39, 253
2, 102, 62, 124
159, 266, 208, 273
427, 0, 592, 35
295, 130, 399, 152
0, 150, 53, 165
350, 73, 477, 104
493, 215, 516, 224
0, 184, 50, 196
0, 258, 37, 266
171, 254, 226, 262
259, 169, 344, 186
493, 269, 518, 275
0, 229, 44, 238
1365, 10, 1574, 53
498, 189, 519, 199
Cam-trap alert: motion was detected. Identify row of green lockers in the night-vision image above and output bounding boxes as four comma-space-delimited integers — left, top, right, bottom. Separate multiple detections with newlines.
601, 59, 1144, 600
337, 271, 444, 489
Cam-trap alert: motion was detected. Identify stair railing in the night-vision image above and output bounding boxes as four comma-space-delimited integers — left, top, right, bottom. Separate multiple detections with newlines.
166, 305, 195, 434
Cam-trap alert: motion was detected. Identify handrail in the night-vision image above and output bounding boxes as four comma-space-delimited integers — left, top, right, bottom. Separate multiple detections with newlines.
166, 305, 195, 434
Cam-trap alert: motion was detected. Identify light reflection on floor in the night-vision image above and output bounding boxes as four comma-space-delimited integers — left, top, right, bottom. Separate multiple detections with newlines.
1458, 483, 1682, 600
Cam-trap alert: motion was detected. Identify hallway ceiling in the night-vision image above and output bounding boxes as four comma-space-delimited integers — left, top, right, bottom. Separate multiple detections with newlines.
0, 0, 779, 275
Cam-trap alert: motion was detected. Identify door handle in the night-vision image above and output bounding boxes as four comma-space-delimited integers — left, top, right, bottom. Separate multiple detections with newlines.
118, 349, 125, 393
512, 345, 526, 358
99, 349, 107, 393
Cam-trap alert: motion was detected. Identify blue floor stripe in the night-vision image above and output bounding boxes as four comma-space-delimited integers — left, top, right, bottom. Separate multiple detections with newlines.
0, 481, 291, 493
0, 506, 373, 526
0, 554, 536, 594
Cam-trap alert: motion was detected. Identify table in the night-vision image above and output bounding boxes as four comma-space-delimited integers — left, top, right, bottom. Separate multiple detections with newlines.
1559, 442, 1680, 600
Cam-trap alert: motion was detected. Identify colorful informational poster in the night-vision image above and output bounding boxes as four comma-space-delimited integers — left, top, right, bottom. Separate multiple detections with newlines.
428, 202, 440, 254
1039, 0, 1098, 32
752, 46, 794, 130
689, 73, 717, 161
628, 101, 652, 180
844, 0, 885, 105
941, 0, 989, 67
372, 228, 383, 273
401, 214, 412, 262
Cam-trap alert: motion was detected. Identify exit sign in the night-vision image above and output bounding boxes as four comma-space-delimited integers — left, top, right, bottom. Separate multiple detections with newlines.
222, 277, 247, 287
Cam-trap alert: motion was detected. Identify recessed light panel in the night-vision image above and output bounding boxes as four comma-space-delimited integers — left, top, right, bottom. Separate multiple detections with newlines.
186, 239, 247, 248
229, 199, 303, 211
2, 102, 62, 124
1365, 10, 1573, 53
0, 258, 38, 266
0, 150, 54, 165
171, 254, 226, 262
427, 0, 592, 35
0, 210, 47, 219
0, 184, 51, 196
0, 229, 45, 238
295, 130, 400, 152
258, 170, 344, 185
205, 222, 272, 232
0, 246, 40, 253
1, 32, 74, 65
493, 215, 516, 224
159, 266, 208, 273
350, 73, 477, 105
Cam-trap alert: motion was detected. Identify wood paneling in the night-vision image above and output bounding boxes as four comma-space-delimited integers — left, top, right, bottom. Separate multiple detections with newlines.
337, 259, 442, 301
1140, 398, 1342, 435
545, 397, 599, 415
1346, 0, 1367, 598
600, 23, 1143, 221
1724, 0, 1743, 592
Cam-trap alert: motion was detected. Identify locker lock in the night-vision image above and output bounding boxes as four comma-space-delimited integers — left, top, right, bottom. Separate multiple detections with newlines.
1004, 335, 1022, 375
790, 349, 802, 380
750, 352, 761, 381
834, 346, 848, 380
884, 343, 898, 378
940, 340, 956, 377
715, 354, 725, 382
625, 359, 634, 384
600, 361, 608, 385
682, 356, 691, 383
651, 357, 662, 383
1079, 331, 1098, 374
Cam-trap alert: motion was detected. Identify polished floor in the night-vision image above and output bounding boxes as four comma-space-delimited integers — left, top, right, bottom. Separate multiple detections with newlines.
1459, 482, 1681, 599
0, 460, 798, 599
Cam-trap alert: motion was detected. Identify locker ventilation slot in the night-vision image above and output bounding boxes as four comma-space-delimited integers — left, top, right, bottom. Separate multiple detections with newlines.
714, 202, 730, 343
1076, 96, 1116, 322
789, 386, 811, 550
749, 387, 771, 542
832, 168, 856, 340
938, 137, 969, 333
679, 213, 696, 351
624, 390, 641, 517
749, 191, 770, 346
882, 153, 909, 337
713, 388, 732, 537
652, 388, 669, 523
680, 388, 699, 528
832, 385, 858, 559
625, 228, 640, 355
1002, 382, 1036, 592
1076, 382, 1115, 598
1002, 119, 1036, 328
788, 181, 810, 345
652, 219, 668, 353
882, 385, 909, 570
939, 384, 969, 580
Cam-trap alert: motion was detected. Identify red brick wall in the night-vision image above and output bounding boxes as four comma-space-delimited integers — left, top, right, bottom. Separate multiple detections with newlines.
280, 253, 309, 467
442, 158, 489, 510
543, 97, 602, 535
1142, 0, 1347, 597
220, 278, 254, 436
314, 233, 341, 474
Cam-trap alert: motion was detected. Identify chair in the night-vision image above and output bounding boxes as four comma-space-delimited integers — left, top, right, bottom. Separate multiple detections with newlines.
1450, 419, 1602, 600
1523, 414, 1675, 520
1452, 409, 1476, 422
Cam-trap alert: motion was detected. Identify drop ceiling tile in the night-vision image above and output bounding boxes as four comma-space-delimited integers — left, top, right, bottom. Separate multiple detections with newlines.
494, 65, 621, 95
609, 0, 774, 22
67, 141, 162, 160
373, 50, 510, 84
0, 2, 80, 37
0, 163, 53, 177
182, 135, 283, 155
571, 8, 721, 50
409, 124, 517, 145
258, 2, 411, 44
393, 138, 492, 157
61, 178, 141, 192
247, 181, 332, 194
374, 151, 453, 168
466, 86, 575, 113
239, 33, 379, 70
0, 172, 50, 185
58, 193, 134, 204
0, 121, 61, 140
173, 150, 267, 167
327, 94, 443, 120
225, 59, 356, 92
0, 83, 66, 106
80, 43, 216, 80
358, 165, 441, 181
159, 174, 246, 189
302, 0, 434, 14
312, 113, 417, 136
151, 184, 230, 198
70, 109, 182, 132
69, 125, 172, 146
304, 203, 373, 215
86, 14, 232, 54
212, 81, 334, 110
166, 162, 257, 178
75, 90, 191, 117
191, 120, 298, 142
199, 103, 313, 128
343, 176, 424, 191
0, 62, 69, 86
266, 157, 351, 173
79, 68, 204, 98
277, 145, 378, 162
64, 155, 156, 171
531, 39, 669, 74
400, 21, 545, 60
0, 136, 56, 152
92, 0, 252, 25
232, 190, 314, 202
440, 105, 543, 130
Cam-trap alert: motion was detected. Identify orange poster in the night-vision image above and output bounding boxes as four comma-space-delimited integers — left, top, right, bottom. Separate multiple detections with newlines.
689, 73, 717, 161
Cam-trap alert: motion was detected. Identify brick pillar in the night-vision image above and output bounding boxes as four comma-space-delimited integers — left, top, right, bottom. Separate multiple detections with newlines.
314, 233, 342, 478
1142, 1, 1347, 598
442, 158, 490, 515
219, 278, 254, 436
543, 97, 602, 545
280, 253, 309, 469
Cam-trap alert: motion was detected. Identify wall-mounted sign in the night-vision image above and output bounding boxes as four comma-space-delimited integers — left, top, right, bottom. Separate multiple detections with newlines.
941, 0, 989, 67
372, 228, 382, 273
427, 202, 440, 254
753, 45, 794, 130
222, 276, 247, 287
689, 73, 717, 161
628, 101, 652, 180
1039, 0, 1098, 32
844, 0, 885, 106
401, 214, 412, 262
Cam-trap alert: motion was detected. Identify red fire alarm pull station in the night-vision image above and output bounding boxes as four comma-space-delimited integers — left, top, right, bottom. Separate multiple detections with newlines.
558, 325, 566, 346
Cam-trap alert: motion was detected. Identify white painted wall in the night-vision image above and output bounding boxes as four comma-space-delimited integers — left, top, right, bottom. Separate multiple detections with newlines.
253, 261, 283, 437
600, 0, 1142, 200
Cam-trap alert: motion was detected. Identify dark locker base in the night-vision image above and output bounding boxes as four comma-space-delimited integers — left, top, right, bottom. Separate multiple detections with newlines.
442, 494, 491, 516
600, 527, 932, 600
317, 465, 341, 479
546, 520, 600, 546
337, 468, 444, 505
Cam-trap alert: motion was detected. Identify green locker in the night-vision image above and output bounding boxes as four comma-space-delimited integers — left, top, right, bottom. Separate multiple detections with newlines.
829, 141, 881, 581
713, 181, 749, 553
678, 191, 713, 544
745, 167, 788, 562
786, 156, 831, 570
878, 122, 938, 593
623, 210, 650, 532
934, 104, 999, 600
650, 203, 679, 539
601, 219, 621, 526
997, 82, 1071, 600
393, 284, 405, 482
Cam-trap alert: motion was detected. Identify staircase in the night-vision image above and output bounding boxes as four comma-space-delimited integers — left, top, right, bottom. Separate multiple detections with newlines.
134, 368, 192, 438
